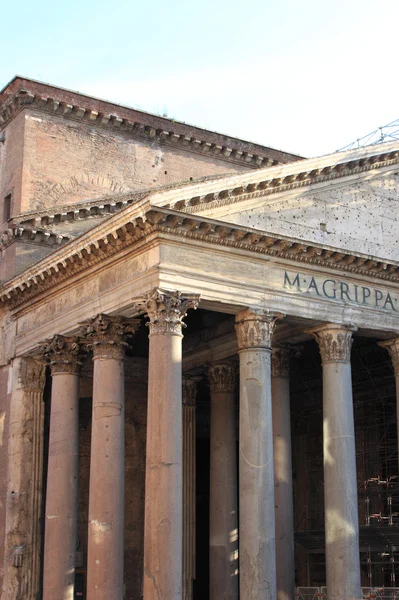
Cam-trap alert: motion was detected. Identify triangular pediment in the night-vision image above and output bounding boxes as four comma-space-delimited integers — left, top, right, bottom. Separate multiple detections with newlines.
204, 170, 399, 262
147, 140, 399, 262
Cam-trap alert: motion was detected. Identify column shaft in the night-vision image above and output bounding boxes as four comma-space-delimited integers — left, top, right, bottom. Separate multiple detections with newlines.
272, 349, 295, 600
43, 373, 79, 600
42, 335, 82, 600
310, 324, 361, 600
235, 309, 281, 600
87, 357, 125, 598
209, 364, 238, 600
139, 288, 199, 600
83, 314, 139, 600
183, 380, 197, 600
145, 331, 183, 598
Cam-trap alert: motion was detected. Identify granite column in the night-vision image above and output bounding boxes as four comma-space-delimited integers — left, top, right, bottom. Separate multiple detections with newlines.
182, 378, 197, 600
310, 324, 361, 600
208, 362, 238, 600
83, 314, 140, 600
42, 336, 82, 600
271, 348, 295, 600
235, 309, 281, 600
138, 289, 199, 600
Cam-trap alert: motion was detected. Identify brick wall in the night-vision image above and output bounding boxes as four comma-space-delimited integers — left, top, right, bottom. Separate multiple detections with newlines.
18, 109, 249, 214
0, 113, 25, 225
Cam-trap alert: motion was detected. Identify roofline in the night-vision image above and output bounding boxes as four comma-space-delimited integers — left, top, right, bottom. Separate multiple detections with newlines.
0, 75, 303, 161
10, 139, 399, 230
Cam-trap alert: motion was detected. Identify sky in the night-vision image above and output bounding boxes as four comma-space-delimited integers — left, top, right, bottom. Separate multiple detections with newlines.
2, 0, 399, 158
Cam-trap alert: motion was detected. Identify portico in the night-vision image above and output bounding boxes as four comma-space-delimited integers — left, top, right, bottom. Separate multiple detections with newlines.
1, 142, 399, 600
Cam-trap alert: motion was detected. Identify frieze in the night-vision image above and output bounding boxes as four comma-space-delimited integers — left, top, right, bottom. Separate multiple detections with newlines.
3, 207, 399, 310
283, 270, 399, 312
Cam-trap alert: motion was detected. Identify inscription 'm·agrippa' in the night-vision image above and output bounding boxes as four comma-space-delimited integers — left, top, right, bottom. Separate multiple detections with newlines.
283, 271, 398, 311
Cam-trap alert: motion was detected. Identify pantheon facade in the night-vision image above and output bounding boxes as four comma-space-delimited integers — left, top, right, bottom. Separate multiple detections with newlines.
1, 76, 399, 600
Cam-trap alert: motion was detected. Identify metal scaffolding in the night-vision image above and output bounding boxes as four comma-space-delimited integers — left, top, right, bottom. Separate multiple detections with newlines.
338, 118, 399, 152
292, 338, 399, 588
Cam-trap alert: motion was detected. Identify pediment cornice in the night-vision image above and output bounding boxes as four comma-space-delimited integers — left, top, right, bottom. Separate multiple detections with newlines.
150, 141, 399, 214
2, 201, 399, 309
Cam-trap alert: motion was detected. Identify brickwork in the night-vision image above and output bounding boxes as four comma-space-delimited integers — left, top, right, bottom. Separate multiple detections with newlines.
19, 109, 249, 213
0, 112, 25, 224
0, 76, 303, 281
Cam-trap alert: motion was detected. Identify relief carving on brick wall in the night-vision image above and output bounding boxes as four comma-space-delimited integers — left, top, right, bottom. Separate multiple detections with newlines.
37, 172, 131, 208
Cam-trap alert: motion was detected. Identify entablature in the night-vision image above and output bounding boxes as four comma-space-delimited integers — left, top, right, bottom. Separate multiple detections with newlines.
2, 201, 399, 312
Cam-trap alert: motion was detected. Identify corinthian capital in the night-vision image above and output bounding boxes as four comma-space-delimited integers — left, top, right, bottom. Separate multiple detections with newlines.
182, 377, 197, 407
235, 309, 283, 351
379, 338, 399, 375
208, 362, 237, 393
309, 323, 356, 364
271, 348, 291, 378
42, 335, 82, 375
135, 288, 199, 336
81, 313, 140, 360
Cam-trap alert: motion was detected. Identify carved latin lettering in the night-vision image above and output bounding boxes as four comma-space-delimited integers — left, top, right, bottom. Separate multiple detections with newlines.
375, 289, 383, 307
306, 277, 321, 296
340, 282, 351, 302
282, 271, 397, 311
362, 287, 371, 304
283, 272, 302, 292
322, 279, 336, 299
384, 293, 396, 311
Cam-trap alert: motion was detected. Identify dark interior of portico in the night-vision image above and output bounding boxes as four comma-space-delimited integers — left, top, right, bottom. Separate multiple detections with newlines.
38, 308, 399, 599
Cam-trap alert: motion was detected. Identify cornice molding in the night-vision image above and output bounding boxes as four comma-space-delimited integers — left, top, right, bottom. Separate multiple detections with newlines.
0, 226, 72, 251
2, 204, 399, 308
164, 155, 399, 214
0, 88, 290, 170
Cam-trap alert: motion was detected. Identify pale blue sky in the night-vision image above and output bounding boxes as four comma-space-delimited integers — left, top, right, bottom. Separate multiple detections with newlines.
2, 0, 398, 157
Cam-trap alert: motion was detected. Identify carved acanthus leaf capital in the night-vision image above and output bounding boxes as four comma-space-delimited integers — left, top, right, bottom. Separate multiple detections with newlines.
208, 362, 237, 393
81, 313, 140, 360
182, 378, 197, 407
135, 288, 200, 336
271, 348, 292, 378
17, 357, 46, 391
379, 338, 399, 375
41, 335, 83, 375
235, 309, 283, 351
309, 323, 356, 364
